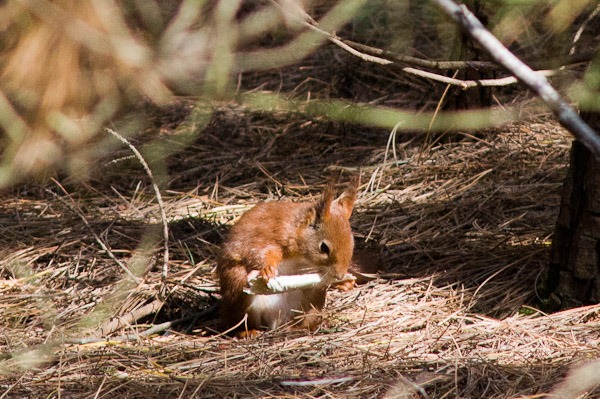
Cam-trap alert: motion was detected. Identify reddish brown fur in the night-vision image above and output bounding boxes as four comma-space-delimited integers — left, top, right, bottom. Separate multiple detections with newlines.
217, 180, 358, 336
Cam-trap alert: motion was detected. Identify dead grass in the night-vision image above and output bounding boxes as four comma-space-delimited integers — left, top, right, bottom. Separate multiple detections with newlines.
1, 95, 599, 398
0, 1, 599, 397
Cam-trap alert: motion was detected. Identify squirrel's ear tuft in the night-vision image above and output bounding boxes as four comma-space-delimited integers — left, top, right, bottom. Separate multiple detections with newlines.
303, 206, 317, 227
315, 182, 335, 222
334, 177, 358, 220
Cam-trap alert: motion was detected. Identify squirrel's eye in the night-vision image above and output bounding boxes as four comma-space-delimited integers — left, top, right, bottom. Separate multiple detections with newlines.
319, 241, 330, 255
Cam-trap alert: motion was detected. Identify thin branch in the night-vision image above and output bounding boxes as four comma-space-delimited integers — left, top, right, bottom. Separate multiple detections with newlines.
433, 0, 600, 158
85, 299, 164, 339
106, 128, 170, 282
569, 3, 600, 56
279, 376, 356, 387
403, 66, 556, 89
324, 33, 391, 66
341, 38, 595, 71
304, 19, 563, 90
65, 303, 216, 343
298, 4, 593, 73
65, 297, 217, 343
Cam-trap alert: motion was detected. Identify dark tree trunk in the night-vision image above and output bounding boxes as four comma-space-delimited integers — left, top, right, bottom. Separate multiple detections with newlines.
445, 0, 493, 110
544, 111, 600, 309
540, 6, 600, 310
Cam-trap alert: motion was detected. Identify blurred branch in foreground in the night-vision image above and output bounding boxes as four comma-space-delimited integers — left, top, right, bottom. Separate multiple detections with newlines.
0, 0, 364, 188
240, 92, 517, 132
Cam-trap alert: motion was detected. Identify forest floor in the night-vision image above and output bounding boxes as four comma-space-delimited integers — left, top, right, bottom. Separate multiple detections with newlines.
2, 92, 599, 398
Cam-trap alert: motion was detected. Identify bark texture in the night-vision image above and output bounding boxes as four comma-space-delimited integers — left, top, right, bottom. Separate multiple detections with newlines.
546, 111, 600, 308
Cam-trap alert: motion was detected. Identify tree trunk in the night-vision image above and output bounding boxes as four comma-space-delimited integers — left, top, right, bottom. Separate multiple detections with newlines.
544, 111, 600, 309
445, 0, 493, 110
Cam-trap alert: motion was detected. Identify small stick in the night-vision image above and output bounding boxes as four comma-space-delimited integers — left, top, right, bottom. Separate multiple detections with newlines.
106, 128, 170, 281
65, 304, 218, 344
86, 299, 164, 339
279, 376, 355, 386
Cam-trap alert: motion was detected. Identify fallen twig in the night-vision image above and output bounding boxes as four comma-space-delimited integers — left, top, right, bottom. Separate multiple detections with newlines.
106, 128, 170, 282
66, 303, 218, 344
85, 298, 164, 339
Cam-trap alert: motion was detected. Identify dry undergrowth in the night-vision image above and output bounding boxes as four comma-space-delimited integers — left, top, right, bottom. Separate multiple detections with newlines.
1, 97, 599, 398
0, 0, 599, 397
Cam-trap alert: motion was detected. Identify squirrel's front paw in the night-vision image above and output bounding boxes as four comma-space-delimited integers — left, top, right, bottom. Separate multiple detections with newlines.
333, 279, 356, 292
260, 264, 278, 281
236, 329, 262, 339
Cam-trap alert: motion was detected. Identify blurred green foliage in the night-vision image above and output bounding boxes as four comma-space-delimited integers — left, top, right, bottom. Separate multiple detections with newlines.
0, 0, 597, 188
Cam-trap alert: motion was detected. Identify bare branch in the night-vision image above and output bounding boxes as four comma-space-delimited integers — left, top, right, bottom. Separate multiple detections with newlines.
304, 19, 563, 90
433, 0, 600, 158
84, 299, 164, 340
403, 66, 557, 89
106, 128, 170, 283
341, 38, 595, 71
569, 4, 600, 56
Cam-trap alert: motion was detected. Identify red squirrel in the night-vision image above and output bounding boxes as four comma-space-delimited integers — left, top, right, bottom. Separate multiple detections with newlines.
217, 180, 358, 337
